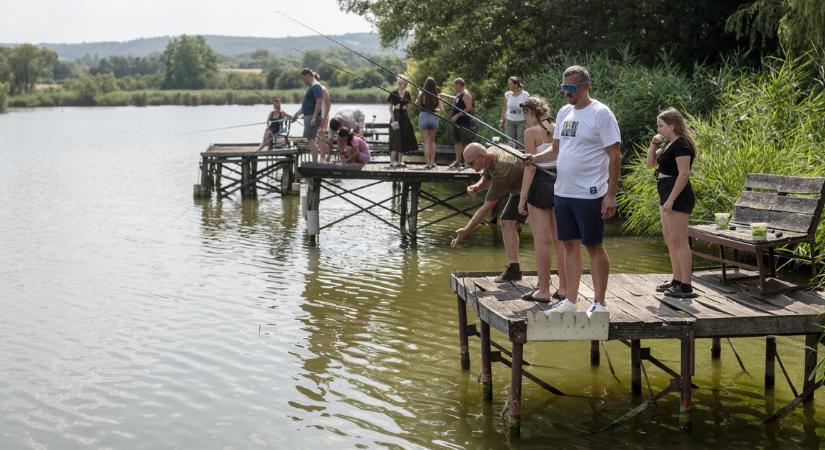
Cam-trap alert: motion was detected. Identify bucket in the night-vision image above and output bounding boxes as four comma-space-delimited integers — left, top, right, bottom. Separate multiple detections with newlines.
751, 222, 768, 240
714, 212, 731, 230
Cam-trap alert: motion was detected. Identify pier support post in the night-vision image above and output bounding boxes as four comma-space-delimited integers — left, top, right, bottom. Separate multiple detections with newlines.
241, 158, 253, 198
680, 333, 694, 430
306, 177, 321, 240
196, 155, 212, 198
400, 183, 409, 229
765, 336, 776, 389
480, 321, 493, 401
803, 333, 820, 403
457, 296, 470, 370
508, 341, 524, 438
590, 340, 600, 367
408, 182, 420, 235
215, 162, 223, 194
631, 339, 642, 395
711, 337, 721, 360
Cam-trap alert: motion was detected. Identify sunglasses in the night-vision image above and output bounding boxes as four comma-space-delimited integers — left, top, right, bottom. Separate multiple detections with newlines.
559, 81, 588, 93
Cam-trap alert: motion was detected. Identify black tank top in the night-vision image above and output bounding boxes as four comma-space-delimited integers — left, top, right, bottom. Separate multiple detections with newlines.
453, 92, 471, 125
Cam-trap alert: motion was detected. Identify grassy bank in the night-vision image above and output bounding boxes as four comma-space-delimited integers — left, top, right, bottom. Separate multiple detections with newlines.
7, 86, 389, 108
619, 53, 825, 272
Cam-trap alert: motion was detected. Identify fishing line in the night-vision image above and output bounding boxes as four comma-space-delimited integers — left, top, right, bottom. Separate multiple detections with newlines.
276, 10, 520, 148
291, 48, 557, 180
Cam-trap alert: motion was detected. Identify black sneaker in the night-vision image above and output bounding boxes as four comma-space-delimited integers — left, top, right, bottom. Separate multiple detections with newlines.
664, 283, 696, 298
656, 280, 677, 292
494, 263, 522, 283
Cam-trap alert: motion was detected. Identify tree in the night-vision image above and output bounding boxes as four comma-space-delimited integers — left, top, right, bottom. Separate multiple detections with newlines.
6, 44, 58, 94
162, 35, 218, 89
726, 0, 825, 56
339, 0, 756, 106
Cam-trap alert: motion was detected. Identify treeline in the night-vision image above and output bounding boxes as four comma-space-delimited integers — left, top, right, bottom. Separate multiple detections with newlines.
0, 34, 403, 111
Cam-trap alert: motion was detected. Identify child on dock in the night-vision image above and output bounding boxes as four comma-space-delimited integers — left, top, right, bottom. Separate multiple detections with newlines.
338, 127, 370, 164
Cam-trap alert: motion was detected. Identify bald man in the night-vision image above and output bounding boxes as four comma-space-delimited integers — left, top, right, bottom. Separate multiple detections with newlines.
450, 143, 527, 282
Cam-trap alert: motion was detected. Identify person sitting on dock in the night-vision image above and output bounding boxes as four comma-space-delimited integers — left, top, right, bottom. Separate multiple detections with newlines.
261, 97, 292, 150
451, 143, 526, 283
337, 127, 370, 164
321, 108, 366, 162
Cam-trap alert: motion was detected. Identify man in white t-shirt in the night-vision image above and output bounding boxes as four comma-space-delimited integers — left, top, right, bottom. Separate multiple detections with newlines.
527, 65, 621, 316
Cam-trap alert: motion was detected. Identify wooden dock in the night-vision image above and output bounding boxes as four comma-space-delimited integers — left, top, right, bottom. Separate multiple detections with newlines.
450, 268, 825, 436
298, 161, 483, 238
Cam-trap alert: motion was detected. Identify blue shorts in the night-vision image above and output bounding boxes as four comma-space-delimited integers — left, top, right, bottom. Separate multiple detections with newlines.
554, 195, 605, 246
419, 111, 439, 130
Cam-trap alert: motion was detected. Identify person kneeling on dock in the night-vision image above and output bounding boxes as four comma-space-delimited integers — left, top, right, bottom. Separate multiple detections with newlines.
338, 127, 370, 164
321, 108, 366, 162
451, 143, 526, 282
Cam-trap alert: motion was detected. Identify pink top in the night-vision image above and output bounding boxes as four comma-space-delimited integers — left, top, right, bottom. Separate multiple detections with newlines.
351, 135, 370, 163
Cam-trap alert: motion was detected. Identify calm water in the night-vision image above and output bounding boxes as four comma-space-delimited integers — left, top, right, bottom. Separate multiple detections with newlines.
0, 105, 822, 449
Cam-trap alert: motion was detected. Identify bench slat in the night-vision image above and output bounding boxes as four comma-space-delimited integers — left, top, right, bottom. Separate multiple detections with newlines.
736, 191, 820, 215
733, 207, 814, 233
745, 173, 825, 194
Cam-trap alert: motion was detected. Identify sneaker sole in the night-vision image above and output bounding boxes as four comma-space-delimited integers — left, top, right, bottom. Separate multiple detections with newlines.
664, 291, 698, 298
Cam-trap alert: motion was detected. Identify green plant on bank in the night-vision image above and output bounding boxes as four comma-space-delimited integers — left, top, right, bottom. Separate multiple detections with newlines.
7, 86, 389, 108
620, 52, 825, 270
0, 81, 8, 113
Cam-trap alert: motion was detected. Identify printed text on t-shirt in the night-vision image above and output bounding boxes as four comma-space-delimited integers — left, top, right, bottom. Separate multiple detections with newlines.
561, 121, 578, 137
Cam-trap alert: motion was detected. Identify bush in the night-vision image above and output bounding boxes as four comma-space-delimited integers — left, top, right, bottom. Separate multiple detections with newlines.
0, 82, 8, 113
526, 51, 715, 156
620, 53, 825, 247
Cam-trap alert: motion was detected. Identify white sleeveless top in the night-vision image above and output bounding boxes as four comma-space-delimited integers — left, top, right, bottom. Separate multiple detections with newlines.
535, 142, 556, 169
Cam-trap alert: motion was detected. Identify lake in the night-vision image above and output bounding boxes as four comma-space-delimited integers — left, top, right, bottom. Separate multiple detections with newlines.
0, 105, 822, 449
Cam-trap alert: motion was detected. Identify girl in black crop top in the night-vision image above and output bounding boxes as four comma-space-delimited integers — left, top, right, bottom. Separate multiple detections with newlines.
645, 107, 699, 298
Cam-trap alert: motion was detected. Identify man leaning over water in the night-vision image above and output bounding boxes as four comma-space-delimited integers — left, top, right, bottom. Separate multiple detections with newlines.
450, 143, 527, 283
527, 65, 621, 316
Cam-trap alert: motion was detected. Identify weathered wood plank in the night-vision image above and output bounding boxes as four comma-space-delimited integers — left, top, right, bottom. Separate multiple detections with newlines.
736, 190, 820, 215
745, 173, 825, 195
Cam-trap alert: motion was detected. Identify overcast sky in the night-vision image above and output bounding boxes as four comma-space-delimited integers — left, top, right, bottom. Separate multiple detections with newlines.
1, 0, 374, 43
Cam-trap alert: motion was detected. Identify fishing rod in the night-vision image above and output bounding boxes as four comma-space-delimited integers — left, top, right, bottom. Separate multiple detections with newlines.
276, 10, 521, 148
292, 48, 557, 180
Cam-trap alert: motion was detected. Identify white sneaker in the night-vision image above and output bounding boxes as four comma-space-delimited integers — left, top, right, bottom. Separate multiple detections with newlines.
546, 298, 577, 314
586, 302, 607, 318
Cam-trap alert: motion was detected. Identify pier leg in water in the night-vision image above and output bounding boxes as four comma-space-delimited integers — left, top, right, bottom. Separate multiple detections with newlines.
680, 334, 694, 431
480, 321, 493, 401
590, 340, 600, 367
631, 340, 642, 396
711, 337, 721, 360
457, 296, 470, 370
306, 177, 321, 243
765, 336, 776, 389
508, 342, 524, 438
400, 183, 409, 230
803, 333, 821, 403
408, 182, 420, 235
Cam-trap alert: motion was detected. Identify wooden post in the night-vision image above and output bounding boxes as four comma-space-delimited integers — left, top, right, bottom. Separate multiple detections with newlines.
457, 296, 470, 370
480, 321, 493, 401
508, 342, 524, 438
765, 336, 776, 389
590, 340, 600, 367
400, 183, 409, 230
631, 339, 641, 395
241, 158, 251, 198
408, 182, 420, 235
196, 155, 211, 198
680, 334, 693, 413
803, 333, 820, 403
711, 337, 721, 360
215, 162, 223, 194
306, 177, 321, 239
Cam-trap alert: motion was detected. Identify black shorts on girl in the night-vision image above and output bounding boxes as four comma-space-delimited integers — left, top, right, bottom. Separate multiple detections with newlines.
657, 177, 695, 214
526, 168, 556, 209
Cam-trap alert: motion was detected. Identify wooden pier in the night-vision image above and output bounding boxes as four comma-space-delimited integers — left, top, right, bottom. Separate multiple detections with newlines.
195, 141, 307, 199
450, 268, 825, 437
298, 161, 483, 238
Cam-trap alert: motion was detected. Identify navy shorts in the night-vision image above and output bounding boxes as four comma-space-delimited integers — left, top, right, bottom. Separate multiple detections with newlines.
554, 195, 605, 246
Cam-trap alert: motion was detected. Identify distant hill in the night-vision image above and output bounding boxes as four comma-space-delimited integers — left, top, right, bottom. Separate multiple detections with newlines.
2, 33, 399, 60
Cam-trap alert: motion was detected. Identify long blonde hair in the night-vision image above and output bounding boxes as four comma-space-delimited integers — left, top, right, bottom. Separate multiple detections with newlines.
521, 96, 552, 137
658, 107, 698, 154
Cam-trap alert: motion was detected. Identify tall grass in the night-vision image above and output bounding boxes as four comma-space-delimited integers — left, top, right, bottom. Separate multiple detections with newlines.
0, 82, 8, 113
620, 53, 825, 249
7, 86, 388, 108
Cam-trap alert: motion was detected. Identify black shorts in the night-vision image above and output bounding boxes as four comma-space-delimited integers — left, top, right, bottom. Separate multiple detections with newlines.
527, 168, 556, 209
657, 177, 695, 214
452, 120, 474, 144
499, 194, 527, 223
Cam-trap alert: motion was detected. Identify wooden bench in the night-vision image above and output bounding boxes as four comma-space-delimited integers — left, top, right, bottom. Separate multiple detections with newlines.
688, 173, 825, 294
